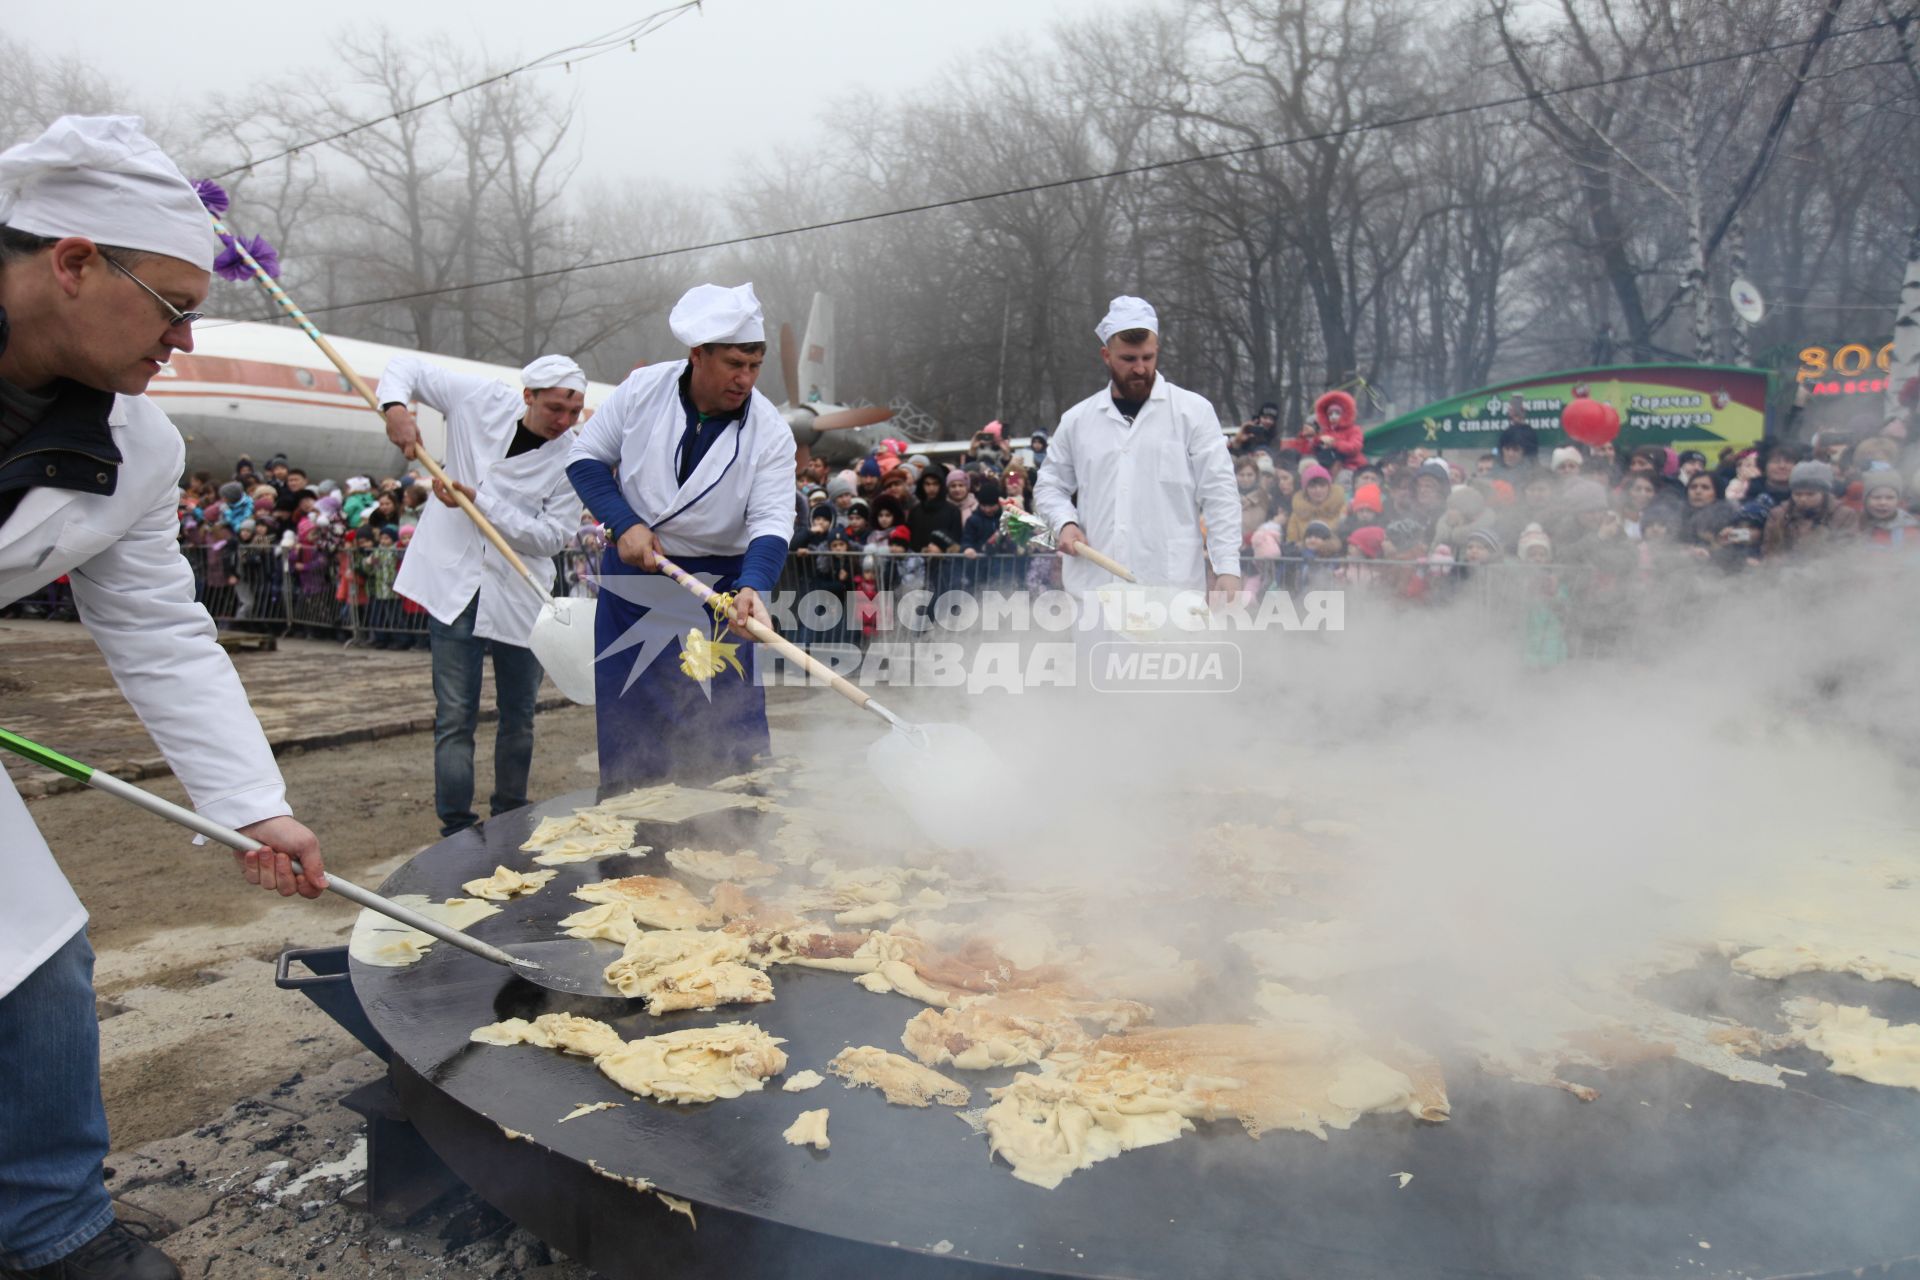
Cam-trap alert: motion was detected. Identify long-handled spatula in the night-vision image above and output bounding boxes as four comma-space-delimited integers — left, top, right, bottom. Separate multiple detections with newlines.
0, 728, 619, 996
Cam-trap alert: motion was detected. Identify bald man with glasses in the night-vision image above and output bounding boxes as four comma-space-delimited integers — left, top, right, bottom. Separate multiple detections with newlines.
0, 115, 327, 1280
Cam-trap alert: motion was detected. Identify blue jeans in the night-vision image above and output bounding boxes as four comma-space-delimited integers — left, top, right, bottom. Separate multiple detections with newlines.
0, 928, 114, 1270
428, 592, 545, 837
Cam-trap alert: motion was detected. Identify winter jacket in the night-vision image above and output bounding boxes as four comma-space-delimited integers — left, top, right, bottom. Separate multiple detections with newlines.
1284, 485, 1350, 545
1761, 497, 1860, 559
1282, 421, 1367, 470
907, 496, 963, 552
1862, 510, 1920, 549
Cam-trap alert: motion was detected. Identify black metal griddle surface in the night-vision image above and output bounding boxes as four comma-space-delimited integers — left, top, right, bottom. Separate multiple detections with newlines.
353, 790, 1920, 1280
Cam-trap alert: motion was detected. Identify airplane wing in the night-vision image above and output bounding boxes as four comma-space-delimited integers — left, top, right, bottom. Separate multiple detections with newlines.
905, 437, 1036, 459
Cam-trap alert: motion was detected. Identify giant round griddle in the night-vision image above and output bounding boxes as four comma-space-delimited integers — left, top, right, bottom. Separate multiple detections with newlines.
353, 790, 1920, 1279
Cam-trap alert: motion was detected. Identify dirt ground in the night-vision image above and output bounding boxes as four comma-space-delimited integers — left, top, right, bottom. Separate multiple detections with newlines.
38, 703, 603, 1149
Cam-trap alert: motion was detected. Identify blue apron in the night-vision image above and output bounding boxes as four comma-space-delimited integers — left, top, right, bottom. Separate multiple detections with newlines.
592, 546, 769, 791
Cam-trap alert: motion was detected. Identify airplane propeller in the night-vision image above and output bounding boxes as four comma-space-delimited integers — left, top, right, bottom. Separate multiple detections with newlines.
777, 307, 893, 469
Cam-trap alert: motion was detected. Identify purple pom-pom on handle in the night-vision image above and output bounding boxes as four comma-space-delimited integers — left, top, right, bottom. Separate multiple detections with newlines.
214, 232, 280, 282
193, 180, 230, 217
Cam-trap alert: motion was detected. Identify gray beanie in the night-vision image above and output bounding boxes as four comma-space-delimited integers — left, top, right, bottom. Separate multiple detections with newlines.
826, 473, 857, 500
1789, 460, 1835, 494
218, 481, 245, 503
1561, 478, 1609, 514
1465, 527, 1502, 554
1859, 466, 1902, 499
1446, 486, 1487, 519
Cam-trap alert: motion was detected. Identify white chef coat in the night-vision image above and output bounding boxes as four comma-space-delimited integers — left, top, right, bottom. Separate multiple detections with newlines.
375, 356, 581, 646
1031, 373, 1241, 594
0, 396, 288, 998
565, 362, 797, 557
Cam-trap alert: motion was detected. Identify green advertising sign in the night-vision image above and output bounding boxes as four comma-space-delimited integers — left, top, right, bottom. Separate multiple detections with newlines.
1364, 364, 1771, 456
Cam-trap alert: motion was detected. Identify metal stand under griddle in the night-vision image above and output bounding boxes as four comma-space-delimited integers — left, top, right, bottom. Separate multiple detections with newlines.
338, 789, 1920, 1280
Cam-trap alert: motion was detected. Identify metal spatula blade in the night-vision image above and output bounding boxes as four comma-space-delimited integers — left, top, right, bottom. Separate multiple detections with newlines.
496, 937, 627, 998
529, 595, 598, 705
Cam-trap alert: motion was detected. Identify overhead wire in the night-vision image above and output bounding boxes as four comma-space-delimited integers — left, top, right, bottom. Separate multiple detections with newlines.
203, 1, 700, 181
229, 14, 1897, 322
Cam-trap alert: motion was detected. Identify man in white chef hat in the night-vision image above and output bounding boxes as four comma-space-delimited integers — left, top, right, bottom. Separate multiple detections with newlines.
0, 115, 327, 1280
378, 350, 587, 838
566, 282, 797, 788
1032, 295, 1241, 601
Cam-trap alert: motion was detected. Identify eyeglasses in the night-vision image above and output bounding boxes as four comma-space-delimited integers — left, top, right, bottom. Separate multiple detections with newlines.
103, 253, 203, 330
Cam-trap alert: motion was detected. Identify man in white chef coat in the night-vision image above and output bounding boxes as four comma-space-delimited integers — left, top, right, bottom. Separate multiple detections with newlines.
1033, 296, 1241, 604
378, 354, 585, 837
0, 116, 326, 1280
565, 283, 796, 788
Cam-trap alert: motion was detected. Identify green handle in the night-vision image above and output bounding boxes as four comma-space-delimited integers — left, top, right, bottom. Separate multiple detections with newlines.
0, 728, 94, 783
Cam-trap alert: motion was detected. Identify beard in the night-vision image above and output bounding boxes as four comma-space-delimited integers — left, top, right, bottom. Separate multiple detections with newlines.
1113, 369, 1154, 398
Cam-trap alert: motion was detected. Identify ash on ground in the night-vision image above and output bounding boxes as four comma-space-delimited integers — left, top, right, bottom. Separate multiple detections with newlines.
106, 1053, 596, 1279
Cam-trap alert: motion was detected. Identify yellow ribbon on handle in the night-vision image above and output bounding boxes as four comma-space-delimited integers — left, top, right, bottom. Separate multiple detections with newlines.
678, 592, 744, 682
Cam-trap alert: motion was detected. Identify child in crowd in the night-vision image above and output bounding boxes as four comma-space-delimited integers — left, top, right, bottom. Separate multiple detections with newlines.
1860, 469, 1917, 549
1293, 519, 1343, 591
395, 525, 428, 648
1516, 522, 1569, 668
1461, 527, 1502, 567
844, 502, 873, 545
1339, 525, 1384, 588
359, 526, 403, 648
870, 497, 905, 548
1381, 518, 1433, 604
853, 555, 881, 643
1286, 463, 1348, 544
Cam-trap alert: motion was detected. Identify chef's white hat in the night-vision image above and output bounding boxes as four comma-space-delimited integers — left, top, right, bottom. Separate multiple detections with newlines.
670, 282, 765, 348
0, 116, 220, 271
1095, 295, 1159, 344
520, 353, 587, 393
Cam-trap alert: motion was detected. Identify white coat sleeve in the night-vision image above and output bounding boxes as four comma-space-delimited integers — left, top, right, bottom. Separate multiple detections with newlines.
474, 473, 582, 559
1188, 405, 1242, 577
68, 490, 289, 830
374, 355, 494, 419
1031, 414, 1081, 536
566, 377, 634, 470
745, 420, 801, 545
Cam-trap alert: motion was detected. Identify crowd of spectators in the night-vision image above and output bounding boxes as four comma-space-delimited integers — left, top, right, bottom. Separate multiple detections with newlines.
1215, 394, 1917, 664
1222, 396, 1919, 594
166, 453, 440, 644
790, 422, 1056, 640
12, 392, 1910, 658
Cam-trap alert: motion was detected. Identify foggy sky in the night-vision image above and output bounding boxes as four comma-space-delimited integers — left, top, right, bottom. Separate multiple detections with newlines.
13, 0, 1104, 189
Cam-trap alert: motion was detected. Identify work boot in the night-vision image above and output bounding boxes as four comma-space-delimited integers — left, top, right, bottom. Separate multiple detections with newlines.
1, 1221, 181, 1280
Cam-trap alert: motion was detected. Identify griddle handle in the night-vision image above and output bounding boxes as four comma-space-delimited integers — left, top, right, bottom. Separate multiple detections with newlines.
275, 945, 348, 990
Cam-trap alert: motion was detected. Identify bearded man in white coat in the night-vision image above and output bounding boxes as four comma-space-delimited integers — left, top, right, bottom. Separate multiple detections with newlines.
378, 354, 584, 837
0, 116, 327, 1280
1032, 296, 1241, 606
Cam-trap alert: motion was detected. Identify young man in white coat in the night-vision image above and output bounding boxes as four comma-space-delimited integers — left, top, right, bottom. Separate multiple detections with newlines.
378, 354, 585, 837
0, 115, 327, 1280
566, 282, 796, 788
1033, 295, 1242, 603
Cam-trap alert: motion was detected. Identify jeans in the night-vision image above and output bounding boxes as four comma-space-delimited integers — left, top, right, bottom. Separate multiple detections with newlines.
428, 592, 545, 837
0, 929, 114, 1270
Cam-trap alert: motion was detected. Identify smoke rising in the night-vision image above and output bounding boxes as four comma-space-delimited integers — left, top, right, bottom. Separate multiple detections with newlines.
819, 555, 1920, 1064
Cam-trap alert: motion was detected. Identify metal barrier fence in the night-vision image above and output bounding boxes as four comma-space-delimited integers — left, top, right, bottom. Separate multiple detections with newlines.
165, 542, 1672, 666
179, 544, 432, 647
